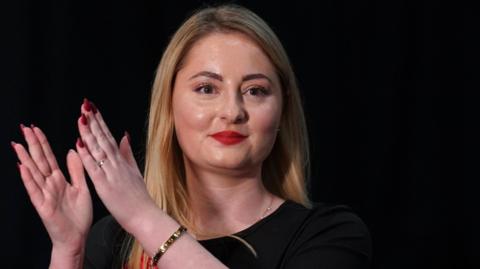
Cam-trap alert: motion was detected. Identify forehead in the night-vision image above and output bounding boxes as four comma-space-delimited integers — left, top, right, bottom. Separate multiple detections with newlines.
179, 32, 276, 76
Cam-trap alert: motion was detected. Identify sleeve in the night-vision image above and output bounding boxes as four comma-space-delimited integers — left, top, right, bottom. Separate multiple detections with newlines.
84, 215, 125, 269
283, 206, 372, 269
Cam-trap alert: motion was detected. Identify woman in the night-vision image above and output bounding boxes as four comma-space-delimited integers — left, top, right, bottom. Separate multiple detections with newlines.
12, 4, 371, 269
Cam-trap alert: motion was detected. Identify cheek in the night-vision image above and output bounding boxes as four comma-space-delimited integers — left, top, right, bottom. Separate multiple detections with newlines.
251, 101, 282, 134
172, 94, 213, 149
249, 101, 282, 157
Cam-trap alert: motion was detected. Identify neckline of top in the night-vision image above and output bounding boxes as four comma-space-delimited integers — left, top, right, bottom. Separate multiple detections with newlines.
197, 199, 293, 243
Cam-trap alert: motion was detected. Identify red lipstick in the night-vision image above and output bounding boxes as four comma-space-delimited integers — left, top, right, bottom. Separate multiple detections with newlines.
211, 131, 247, 145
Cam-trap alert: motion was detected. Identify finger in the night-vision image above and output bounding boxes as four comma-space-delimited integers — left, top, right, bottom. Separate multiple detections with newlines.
85, 113, 117, 156
75, 138, 107, 184
82, 99, 116, 145
22, 125, 52, 177
12, 141, 46, 188
18, 162, 45, 207
77, 114, 111, 162
31, 126, 60, 171
66, 149, 87, 189
119, 132, 140, 171
81, 99, 117, 152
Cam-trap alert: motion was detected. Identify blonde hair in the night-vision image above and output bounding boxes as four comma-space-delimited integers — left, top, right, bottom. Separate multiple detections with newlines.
123, 4, 311, 268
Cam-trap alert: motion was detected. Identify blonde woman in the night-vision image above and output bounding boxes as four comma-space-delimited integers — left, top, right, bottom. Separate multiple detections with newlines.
12, 4, 371, 269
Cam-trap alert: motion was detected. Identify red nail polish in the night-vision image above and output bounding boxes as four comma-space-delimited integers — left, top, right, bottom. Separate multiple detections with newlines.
19, 124, 25, 135
83, 98, 92, 112
91, 102, 98, 114
80, 114, 88, 125
77, 138, 84, 148
124, 131, 131, 143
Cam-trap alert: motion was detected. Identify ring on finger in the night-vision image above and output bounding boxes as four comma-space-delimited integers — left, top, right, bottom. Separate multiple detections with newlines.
97, 159, 106, 168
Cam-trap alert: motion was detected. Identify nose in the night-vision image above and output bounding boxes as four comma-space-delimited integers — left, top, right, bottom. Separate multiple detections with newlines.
219, 90, 248, 124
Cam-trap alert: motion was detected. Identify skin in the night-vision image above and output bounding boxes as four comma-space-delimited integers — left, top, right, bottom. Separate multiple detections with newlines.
173, 32, 282, 173
13, 127, 92, 268
173, 32, 284, 236
12, 31, 284, 268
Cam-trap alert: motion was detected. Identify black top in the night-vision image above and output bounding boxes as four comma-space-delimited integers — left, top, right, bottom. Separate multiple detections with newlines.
84, 200, 372, 269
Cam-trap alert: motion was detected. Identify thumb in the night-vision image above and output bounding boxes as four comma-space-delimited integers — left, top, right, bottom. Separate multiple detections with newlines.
119, 131, 140, 171
66, 149, 87, 188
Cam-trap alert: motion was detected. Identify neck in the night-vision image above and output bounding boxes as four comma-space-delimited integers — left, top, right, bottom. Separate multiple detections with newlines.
184, 160, 276, 239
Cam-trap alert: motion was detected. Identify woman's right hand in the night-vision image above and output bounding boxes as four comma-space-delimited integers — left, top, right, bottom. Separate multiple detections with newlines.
12, 125, 93, 267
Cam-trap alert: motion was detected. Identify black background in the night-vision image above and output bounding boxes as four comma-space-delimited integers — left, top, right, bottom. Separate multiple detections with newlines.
1, 0, 477, 268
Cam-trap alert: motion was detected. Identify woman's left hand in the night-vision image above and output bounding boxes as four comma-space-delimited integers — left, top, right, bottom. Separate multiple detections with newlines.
75, 99, 157, 234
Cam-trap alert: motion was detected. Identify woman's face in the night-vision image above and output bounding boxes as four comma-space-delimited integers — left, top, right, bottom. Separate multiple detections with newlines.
172, 32, 283, 174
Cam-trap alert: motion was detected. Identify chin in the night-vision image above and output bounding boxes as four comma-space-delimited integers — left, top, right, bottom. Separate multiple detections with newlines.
209, 158, 249, 169
204, 155, 258, 173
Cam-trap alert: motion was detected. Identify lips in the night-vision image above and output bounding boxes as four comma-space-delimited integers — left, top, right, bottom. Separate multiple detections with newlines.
211, 131, 247, 145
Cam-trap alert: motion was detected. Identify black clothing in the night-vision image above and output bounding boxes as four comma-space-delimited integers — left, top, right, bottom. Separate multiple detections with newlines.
84, 200, 371, 268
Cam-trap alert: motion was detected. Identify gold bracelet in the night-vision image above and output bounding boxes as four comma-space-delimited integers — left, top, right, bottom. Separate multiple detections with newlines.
151, 225, 187, 266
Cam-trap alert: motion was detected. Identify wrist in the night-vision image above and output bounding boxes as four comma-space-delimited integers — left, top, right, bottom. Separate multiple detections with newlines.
49, 242, 86, 269
128, 204, 181, 256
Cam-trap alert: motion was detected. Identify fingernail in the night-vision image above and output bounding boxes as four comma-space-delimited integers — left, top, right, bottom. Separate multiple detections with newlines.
124, 131, 131, 143
83, 98, 92, 112
19, 124, 25, 136
10, 141, 16, 152
30, 124, 35, 129
76, 137, 84, 148
91, 102, 98, 114
80, 114, 88, 125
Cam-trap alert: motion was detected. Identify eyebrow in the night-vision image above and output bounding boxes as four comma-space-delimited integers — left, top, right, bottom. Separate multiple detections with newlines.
189, 71, 223, 81
189, 71, 272, 83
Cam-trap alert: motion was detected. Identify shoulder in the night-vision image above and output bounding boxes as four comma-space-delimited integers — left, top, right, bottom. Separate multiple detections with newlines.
280, 200, 372, 267
302, 201, 370, 238
301, 201, 371, 247
280, 200, 370, 237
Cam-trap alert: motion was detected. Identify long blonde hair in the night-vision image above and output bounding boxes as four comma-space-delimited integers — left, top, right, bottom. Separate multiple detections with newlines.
123, 4, 311, 268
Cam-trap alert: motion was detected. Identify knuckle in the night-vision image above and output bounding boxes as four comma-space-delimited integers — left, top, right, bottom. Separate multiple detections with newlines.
93, 145, 103, 155
98, 133, 109, 143
39, 160, 49, 169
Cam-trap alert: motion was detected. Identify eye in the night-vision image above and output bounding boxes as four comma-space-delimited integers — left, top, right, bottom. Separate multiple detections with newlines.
194, 84, 216, 94
245, 86, 269, 97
